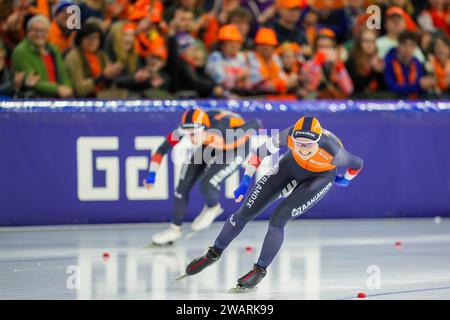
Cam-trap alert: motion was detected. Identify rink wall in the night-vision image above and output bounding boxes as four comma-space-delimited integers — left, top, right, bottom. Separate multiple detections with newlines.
1, 99, 450, 226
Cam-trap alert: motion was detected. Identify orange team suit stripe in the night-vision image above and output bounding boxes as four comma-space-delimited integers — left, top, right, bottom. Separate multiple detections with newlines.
204, 132, 250, 150
229, 117, 245, 128
287, 136, 336, 172
293, 117, 305, 131
151, 152, 163, 164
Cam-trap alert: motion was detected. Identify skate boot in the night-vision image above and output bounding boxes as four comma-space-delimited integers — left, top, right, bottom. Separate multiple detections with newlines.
151, 224, 182, 246
175, 247, 221, 281
190, 204, 224, 232
228, 264, 267, 293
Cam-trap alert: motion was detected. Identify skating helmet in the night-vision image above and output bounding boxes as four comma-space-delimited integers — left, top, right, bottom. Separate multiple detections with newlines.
181, 108, 211, 132
291, 116, 322, 143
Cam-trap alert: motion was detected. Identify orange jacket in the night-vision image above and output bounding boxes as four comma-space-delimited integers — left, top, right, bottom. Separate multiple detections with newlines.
28, 0, 50, 17
247, 51, 287, 93
48, 20, 75, 54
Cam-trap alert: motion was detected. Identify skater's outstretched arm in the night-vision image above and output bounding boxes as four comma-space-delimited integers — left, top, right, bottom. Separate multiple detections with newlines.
144, 128, 184, 189
234, 126, 293, 202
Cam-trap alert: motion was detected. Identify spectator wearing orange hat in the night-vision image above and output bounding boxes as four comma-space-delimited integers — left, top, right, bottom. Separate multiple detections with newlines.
390, 0, 417, 18
269, 0, 307, 45
206, 25, 249, 94
247, 28, 297, 94
299, 28, 354, 99
389, 1, 419, 32
376, 7, 425, 63
417, 0, 450, 37
48, 1, 76, 55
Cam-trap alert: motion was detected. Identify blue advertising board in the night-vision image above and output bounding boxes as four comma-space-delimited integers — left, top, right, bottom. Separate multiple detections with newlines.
1, 99, 450, 226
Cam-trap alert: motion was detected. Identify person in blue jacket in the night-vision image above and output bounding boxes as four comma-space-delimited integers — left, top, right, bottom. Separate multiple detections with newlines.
384, 31, 436, 99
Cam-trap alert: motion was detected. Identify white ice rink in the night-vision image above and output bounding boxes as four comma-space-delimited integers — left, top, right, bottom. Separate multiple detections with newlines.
1, 218, 450, 300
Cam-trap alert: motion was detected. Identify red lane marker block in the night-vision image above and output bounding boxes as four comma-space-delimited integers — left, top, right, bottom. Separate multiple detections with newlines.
395, 241, 402, 249
357, 292, 366, 299
245, 246, 253, 253
103, 252, 110, 260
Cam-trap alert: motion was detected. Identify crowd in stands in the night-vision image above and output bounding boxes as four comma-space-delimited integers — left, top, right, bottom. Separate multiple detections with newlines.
0, 0, 449, 100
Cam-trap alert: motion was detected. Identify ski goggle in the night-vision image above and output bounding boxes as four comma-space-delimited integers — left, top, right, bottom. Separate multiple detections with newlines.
180, 125, 205, 136
291, 137, 318, 148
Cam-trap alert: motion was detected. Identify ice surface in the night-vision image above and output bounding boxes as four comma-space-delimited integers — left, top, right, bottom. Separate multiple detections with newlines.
1, 219, 449, 300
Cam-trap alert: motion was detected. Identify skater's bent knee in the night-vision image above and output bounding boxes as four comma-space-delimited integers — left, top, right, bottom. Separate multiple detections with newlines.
175, 185, 190, 197
269, 215, 289, 228
232, 208, 255, 224
199, 178, 215, 194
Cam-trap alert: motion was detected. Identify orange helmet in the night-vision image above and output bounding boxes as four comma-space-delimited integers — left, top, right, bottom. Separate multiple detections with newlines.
181, 108, 211, 130
291, 116, 323, 142
217, 24, 244, 42
254, 28, 278, 46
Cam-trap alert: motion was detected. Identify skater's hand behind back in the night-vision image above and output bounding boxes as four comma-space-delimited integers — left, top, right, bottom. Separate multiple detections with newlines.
234, 175, 251, 203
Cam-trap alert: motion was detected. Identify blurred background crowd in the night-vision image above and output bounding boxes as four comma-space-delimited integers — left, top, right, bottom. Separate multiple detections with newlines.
0, 0, 449, 100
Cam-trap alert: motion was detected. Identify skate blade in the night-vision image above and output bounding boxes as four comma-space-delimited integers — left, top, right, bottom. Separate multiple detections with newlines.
185, 231, 198, 240
144, 241, 175, 248
174, 273, 189, 282
227, 286, 257, 294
